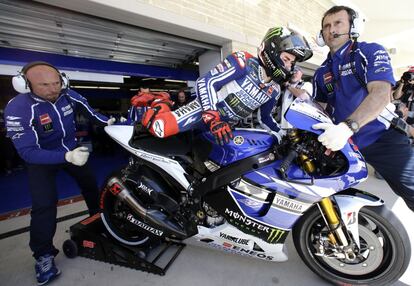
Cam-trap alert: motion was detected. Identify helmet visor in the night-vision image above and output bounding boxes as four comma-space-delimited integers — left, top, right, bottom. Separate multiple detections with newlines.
279, 34, 313, 62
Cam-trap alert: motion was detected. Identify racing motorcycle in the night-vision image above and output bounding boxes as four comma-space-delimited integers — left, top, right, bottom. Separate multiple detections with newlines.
100, 98, 410, 286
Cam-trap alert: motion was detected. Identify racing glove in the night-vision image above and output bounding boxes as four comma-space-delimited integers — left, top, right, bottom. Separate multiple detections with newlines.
202, 110, 233, 145
312, 122, 353, 151
65, 146, 90, 166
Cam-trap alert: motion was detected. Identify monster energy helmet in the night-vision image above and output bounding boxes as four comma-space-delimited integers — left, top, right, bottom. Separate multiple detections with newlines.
258, 26, 313, 84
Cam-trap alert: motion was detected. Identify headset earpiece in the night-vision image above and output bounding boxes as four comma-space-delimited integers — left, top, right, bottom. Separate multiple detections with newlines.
12, 72, 31, 94
315, 30, 325, 47
61, 72, 69, 90
349, 10, 364, 39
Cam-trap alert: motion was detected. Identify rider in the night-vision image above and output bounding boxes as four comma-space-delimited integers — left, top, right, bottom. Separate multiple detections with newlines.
131, 27, 313, 144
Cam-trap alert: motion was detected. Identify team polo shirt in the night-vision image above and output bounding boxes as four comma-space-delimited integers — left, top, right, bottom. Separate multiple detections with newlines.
313, 40, 395, 149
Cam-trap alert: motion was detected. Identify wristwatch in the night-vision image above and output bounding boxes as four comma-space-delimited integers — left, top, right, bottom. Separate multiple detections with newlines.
344, 119, 360, 133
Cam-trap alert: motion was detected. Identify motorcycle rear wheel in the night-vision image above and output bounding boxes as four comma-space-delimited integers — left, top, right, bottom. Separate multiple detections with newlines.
100, 169, 150, 246
292, 205, 411, 286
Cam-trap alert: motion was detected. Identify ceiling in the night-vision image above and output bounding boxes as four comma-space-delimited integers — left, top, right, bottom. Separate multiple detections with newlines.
0, 0, 219, 69
347, 0, 414, 72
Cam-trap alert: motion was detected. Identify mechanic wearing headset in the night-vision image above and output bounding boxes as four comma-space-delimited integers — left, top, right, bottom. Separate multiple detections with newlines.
312, 5, 414, 212
4, 61, 116, 285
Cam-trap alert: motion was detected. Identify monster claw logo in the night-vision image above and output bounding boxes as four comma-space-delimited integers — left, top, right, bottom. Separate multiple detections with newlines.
326, 83, 334, 93
272, 69, 282, 77
264, 27, 283, 41
267, 228, 286, 243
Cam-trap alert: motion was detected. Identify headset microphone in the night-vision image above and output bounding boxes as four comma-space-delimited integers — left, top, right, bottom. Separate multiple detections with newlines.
333, 33, 349, 38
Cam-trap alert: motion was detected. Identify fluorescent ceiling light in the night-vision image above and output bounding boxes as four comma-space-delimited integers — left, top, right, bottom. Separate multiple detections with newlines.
72, 86, 120, 89
164, 79, 187, 83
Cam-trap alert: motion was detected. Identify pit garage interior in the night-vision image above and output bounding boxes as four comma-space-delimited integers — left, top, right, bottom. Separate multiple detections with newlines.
1, 1, 413, 286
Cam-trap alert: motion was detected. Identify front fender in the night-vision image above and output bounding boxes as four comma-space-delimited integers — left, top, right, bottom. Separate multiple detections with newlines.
333, 188, 384, 248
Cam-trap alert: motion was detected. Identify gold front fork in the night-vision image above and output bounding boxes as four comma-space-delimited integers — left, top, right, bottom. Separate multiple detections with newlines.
319, 197, 349, 247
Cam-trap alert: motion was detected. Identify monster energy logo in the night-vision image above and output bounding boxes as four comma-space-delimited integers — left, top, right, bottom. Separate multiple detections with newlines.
326, 83, 334, 92
267, 228, 285, 243
273, 68, 282, 77
264, 27, 283, 41
228, 95, 240, 107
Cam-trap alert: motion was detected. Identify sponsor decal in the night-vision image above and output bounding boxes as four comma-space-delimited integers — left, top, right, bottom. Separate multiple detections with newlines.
266, 85, 274, 96
196, 78, 211, 110
126, 214, 164, 236
267, 228, 286, 243
207, 241, 274, 260
153, 119, 165, 137
272, 194, 308, 213
11, 133, 24, 140
6, 116, 21, 120
39, 113, 53, 132
263, 27, 283, 41
240, 78, 269, 104
375, 67, 390, 73
323, 72, 333, 84
225, 208, 270, 232
39, 114, 52, 125
219, 232, 250, 245
258, 153, 275, 164
224, 208, 287, 244
346, 211, 357, 225
6, 121, 21, 127
61, 104, 73, 116
374, 54, 389, 61
174, 100, 201, 119
137, 181, 154, 196
7, 127, 24, 132
233, 135, 244, 145
373, 50, 387, 55
183, 116, 198, 127
233, 52, 246, 68
109, 183, 122, 195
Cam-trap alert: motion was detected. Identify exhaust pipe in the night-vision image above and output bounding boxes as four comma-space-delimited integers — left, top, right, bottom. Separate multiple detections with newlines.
107, 177, 187, 239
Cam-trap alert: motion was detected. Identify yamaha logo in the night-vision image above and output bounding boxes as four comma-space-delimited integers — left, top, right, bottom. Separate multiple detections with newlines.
233, 136, 244, 145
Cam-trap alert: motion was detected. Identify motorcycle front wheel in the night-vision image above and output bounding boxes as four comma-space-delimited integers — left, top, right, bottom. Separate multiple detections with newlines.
292, 205, 411, 286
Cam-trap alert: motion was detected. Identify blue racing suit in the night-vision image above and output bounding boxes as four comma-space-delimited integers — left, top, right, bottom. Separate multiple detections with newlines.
4, 89, 108, 164
166, 51, 282, 136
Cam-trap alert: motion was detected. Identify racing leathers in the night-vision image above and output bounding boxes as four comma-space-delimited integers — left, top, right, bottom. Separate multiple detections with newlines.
4, 89, 109, 164
142, 51, 282, 140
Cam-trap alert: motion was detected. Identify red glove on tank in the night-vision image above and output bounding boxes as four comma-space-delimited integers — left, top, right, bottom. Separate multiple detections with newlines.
202, 110, 233, 145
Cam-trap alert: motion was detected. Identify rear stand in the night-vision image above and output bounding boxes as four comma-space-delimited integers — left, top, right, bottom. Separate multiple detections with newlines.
63, 213, 185, 276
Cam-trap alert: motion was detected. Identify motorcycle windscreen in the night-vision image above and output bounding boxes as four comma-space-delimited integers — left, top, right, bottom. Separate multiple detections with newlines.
284, 98, 332, 134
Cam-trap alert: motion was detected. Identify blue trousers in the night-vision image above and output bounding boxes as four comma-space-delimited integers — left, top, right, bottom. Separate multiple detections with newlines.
27, 162, 100, 259
361, 129, 414, 211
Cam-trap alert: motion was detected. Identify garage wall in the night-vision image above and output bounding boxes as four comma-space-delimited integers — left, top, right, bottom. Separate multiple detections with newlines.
145, 0, 333, 61
36, 0, 335, 70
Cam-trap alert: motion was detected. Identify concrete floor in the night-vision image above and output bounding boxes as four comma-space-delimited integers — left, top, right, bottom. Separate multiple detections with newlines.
0, 166, 413, 286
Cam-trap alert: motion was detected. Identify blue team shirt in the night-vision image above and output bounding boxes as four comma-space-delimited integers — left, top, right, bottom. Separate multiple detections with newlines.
4, 89, 108, 164
313, 40, 395, 149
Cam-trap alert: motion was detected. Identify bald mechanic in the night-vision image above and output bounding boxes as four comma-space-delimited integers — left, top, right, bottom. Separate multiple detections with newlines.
4, 61, 116, 285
